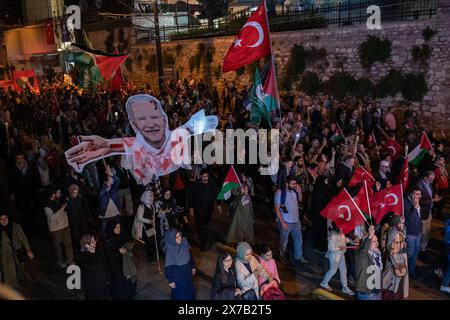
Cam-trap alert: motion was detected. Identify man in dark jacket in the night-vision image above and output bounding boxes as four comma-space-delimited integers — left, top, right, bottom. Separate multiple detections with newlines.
311, 158, 332, 253
355, 226, 382, 300
8, 152, 41, 235
404, 188, 423, 279
188, 169, 221, 251
415, 170, 442, 252
333, 154, 355, 193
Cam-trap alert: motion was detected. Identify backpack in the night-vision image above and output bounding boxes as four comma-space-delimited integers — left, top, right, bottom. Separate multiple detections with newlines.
261, 286, 285, 300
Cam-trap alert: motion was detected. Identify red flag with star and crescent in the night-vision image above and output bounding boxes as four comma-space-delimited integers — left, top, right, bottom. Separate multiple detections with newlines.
222, 2, 271, 73
320, 187, 367, 234
385, 137, 403, 162
348, 167, 376, 192
369, 184, 404, 224
397, 157, 409, 190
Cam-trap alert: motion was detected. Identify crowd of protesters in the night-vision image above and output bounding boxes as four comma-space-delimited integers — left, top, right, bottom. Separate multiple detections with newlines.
0, 73, 449, 301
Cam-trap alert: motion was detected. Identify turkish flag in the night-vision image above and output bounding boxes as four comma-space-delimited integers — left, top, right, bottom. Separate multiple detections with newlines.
222, 2, 271, 72
385, 138, 403, 162
367, 132, 377, 146
348, 167, 376, 192
46, 21, 55, 45
13, 70, 39, 94
320, 187, 367, 234
369, 184, 404, 224
397, 158, 409, 190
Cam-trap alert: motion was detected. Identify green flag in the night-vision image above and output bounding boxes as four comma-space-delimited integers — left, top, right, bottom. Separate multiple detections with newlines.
249, 68, 271, 126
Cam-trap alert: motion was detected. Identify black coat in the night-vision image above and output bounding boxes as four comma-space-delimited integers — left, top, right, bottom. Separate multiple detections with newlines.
188, 179, 219, 218
211, 269, 242, 300
334, 163, 354, 189
66, 196, 90, 250
79, 250, 111, 300
104, 232, 135, 300
312, 173, 333, 252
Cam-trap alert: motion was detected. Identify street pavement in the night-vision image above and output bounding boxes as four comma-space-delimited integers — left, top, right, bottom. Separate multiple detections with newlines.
12, 186, 450, 301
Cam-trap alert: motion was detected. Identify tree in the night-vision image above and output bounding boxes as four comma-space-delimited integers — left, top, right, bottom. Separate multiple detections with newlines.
198, 0, 228, 27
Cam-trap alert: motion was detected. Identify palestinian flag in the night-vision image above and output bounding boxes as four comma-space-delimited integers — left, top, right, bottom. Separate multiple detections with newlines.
65, 43, 129, 85
408, 132, 433, 166
249, 58, 279, 127
331, 123, 345, 143
217, 166, 242, 200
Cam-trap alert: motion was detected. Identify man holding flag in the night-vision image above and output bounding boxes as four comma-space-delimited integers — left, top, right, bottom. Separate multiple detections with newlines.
222, 1, 280, 127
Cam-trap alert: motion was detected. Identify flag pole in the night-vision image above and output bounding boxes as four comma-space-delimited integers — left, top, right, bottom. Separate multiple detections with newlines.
231, 164, 242, 186
263, 0, 282, 123
376, 124, 389, 140
360, 166, 376, 182
400, 182, 405, 218
373, 132, 380, 156
363, 180, 373, 224
343, 187, 369, 225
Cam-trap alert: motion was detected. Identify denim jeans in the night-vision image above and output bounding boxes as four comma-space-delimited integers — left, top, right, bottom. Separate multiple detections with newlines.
357, 291, 382, 300
322, 253, 348, 288
442, 255, 450, 287
278, 221, 304, 260
406, 234, 421, 275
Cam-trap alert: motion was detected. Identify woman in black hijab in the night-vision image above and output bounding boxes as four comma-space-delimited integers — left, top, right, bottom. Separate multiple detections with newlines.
104, 221, 136, 300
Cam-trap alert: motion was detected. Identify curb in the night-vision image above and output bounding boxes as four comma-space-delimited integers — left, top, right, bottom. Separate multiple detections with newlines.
312, 288, 346, 300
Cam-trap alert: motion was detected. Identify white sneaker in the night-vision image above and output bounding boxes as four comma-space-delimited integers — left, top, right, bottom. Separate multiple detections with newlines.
440, 286, 450, 294
342, 287, 355, 296
320, 282, 332, 292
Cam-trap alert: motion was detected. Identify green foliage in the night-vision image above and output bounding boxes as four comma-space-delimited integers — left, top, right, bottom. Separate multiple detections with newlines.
423, 27, 438, 42
400, 73, 428, 101
189, 56, 196, 72
282, 45, 306, 90
359, 36, 392, 69
175, 44, 183, 57
324, 72, 357, 100
146, 61, 156, 72
125, 58, 132, 72
205, 47, 215, 63
299, 71, 321, 96
412, 45, 432, 63
305, 47, 327, 63
197, 0, 228, 26
355, 78, 374, 98
214, 65, 222, 80
197, 42, 206, 55
163, 52, 175, 65
374, 69, 403, 98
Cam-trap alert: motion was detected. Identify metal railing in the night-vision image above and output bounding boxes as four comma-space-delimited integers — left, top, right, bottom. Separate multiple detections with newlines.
135, 0, 437, 43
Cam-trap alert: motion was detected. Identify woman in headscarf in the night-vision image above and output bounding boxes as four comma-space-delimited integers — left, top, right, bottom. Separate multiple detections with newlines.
226, 184, 255, 245
160, 188, 184, 232
132, 190, 162, 262
234, 242, 271, 300
0, 212, 34, 288
104, 221, 137, 300
67, 184, 90, 251
78, 234, 111, 300
163, 228, 196, 300
211, 253, 242, 300
382, 215, 409, 300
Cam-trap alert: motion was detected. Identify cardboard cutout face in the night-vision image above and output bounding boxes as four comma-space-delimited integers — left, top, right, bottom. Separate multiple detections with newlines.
65, 94, 218, 185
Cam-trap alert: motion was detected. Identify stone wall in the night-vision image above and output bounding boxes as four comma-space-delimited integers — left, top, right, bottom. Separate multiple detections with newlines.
89, 2, 450, 128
